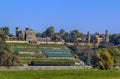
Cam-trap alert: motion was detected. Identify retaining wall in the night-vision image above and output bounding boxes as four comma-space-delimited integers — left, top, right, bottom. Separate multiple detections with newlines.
0, 66, 92, 70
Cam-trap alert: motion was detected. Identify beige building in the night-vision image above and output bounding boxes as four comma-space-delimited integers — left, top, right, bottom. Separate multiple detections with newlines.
16, 27, 36, 41
86, 30, 109, 46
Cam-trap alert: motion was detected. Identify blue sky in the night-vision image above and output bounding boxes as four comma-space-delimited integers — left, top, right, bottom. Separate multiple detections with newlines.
0, 0, 120, 34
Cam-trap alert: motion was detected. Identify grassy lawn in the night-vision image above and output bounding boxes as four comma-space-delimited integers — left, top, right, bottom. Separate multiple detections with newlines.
0, 69, 120, 79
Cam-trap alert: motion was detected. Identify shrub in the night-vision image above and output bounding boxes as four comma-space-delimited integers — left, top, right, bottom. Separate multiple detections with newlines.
29, 60, 75, 66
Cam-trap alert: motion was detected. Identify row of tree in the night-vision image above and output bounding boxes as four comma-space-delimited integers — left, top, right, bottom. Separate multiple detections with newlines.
36, 26, 84, 43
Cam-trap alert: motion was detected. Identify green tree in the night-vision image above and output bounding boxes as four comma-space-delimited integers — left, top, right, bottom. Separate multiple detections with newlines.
0, 26, 10, 40
94, 48, 114, 70
0, 38, 12, 67
63, 32, 71, 42
70, 31, 77, 43
108, 48, 120, 67
52, 33, 61, 41
59, 29, 65, 39
69, 29, 84, 43
109, 34, 120, 45
36, 32, 42, 37
42, 26, 55, 39
69, 43, 94, 65
2, 26, 10, 36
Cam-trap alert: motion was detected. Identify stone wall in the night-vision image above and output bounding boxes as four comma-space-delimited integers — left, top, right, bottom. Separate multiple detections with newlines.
6, 41, 64, 44
0, 66, 92, 70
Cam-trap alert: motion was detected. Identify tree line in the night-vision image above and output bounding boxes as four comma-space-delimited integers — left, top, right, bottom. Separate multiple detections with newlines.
36, 26, 84, 43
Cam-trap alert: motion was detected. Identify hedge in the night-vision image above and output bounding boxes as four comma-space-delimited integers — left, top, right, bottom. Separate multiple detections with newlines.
29, 60, 75, 66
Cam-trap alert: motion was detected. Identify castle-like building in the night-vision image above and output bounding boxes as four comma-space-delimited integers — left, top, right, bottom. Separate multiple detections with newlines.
16, 27, 36, 41
86, 30, 109, 46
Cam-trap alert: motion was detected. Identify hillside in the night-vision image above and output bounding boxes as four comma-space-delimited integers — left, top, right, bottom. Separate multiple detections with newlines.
7, 42, 78, 66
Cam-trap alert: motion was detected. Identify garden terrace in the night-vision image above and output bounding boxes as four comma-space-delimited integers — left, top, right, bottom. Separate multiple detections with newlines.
44, 52, 74, 59
8, 43, 67, 48
8, 43, 70, 53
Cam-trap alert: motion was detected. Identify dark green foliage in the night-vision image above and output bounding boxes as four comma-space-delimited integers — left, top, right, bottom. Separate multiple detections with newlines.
41, 26, 55, 39
109, 34, 120, 45
108, 48, 120, 67
36, 32, 42, 37
52, 33, 61, 41
59, 29, 65, 39
40, 26, 84, 42
63, 32, 71, 42
2, 26, 10, 36
98, 42, 114, 48
65, 30, 84, 43
29, 59, 75, 66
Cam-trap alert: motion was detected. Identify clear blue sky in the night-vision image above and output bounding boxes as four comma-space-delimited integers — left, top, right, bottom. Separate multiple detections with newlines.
0, 0, 120, 34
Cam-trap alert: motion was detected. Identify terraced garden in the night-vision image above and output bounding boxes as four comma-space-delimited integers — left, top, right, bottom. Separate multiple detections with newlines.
7, 43, 76, 65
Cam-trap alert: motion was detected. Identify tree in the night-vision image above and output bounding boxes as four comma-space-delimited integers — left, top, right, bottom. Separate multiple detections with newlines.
2, 26, 10, 36
109, 34, 120, 45
98, 42, 114, 48
63, 32, 71, 42
94, 48, 114, 70
36, 32, 42, 37
52, 33, 61, 41
69, 29, 84, 43
69, 43, 94, 65
70, 31, 77, 43
0, 26, 10, 40
59, 29, 65, 39
108, 48, 120, 67
41, 26, 55, 39
0, 38, 12, 67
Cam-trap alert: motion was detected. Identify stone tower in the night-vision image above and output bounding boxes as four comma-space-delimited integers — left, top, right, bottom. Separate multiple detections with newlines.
105, 30, 109, 42
87, 32, 91, 43
16, 27, 20, 37
95, 33, 100, 47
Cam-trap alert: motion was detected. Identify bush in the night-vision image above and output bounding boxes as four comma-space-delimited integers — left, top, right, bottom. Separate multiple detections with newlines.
29, 60, 75, 66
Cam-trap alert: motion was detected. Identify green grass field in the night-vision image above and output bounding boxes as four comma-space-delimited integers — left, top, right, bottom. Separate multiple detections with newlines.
0, 69, 120, 79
